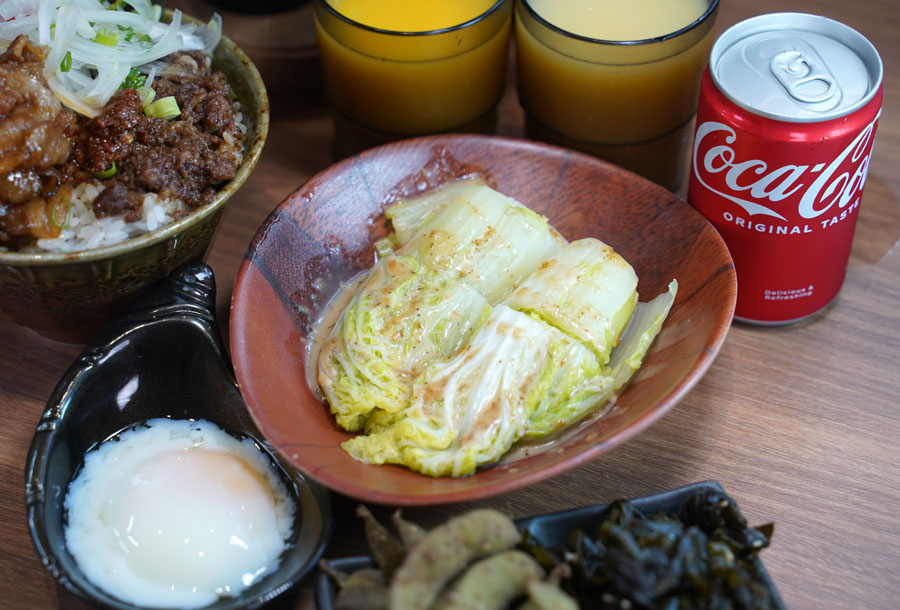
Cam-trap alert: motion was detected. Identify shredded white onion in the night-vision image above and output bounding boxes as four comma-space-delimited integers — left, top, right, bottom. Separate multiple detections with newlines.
0, 1, 39, 21
0, 0, 222, 117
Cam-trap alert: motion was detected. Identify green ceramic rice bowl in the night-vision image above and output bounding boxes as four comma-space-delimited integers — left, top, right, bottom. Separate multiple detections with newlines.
0, 16, 269, 344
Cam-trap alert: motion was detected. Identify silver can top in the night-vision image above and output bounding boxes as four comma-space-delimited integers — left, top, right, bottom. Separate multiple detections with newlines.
710, 13, 882, 122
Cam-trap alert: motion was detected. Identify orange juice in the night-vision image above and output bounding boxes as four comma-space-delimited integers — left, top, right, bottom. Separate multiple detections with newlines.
325, 0, 494, 32
515, 0, 718, 190
527, 0, 708, 41
314, 0, 511, 144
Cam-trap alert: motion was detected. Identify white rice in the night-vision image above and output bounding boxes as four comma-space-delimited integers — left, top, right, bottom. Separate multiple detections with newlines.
33, 182, 187, 253
24, 106, 247, 254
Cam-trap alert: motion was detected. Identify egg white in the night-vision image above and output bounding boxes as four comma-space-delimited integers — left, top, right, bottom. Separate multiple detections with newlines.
64, 418, 295, 609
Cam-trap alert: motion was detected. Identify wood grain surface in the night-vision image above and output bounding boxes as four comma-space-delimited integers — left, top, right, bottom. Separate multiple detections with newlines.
2, 0, 899, 609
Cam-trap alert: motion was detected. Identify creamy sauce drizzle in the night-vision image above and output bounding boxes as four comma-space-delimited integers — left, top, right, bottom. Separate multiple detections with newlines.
304, 270, 368, 401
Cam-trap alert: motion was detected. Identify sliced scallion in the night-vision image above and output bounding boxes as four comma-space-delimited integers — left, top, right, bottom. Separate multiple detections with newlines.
145, 96, 181, 119
125, 30, 153, 45
118, 67, 146, 91
137, 86, 156, 109
93, 162, 117, 179
60, 51, 72, 73
49, 198, 72, 230
94, 28, 119, 46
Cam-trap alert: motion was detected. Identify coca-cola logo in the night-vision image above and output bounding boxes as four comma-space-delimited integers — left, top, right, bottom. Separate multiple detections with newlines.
692, 110, 881, 221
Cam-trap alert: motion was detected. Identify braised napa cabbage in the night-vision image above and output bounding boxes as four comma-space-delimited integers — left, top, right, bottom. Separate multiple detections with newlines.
317, 255, 490, 432
384, 179, 489, 245
524, 276, 677, 439
316, 181, 677, 476
393, 180, 565, 304
503, 238, 637, 365
342, 305, 608, 477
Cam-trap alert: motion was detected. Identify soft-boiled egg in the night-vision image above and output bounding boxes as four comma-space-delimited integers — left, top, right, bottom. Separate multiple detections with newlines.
64, 418, 295, 609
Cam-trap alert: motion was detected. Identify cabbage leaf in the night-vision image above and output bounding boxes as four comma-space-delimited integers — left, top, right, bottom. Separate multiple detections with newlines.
322, 183, 678, 476
317, 255, 490, 432
608, 279, 678, 390
524, 279, 678, 439
503, 238, 637, 365
384, 179, 488, 245
396, 183, 565, 304
342, 305, 604, 477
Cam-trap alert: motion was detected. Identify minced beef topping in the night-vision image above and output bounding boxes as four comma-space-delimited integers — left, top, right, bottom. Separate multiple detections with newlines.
0, 38, 245, 246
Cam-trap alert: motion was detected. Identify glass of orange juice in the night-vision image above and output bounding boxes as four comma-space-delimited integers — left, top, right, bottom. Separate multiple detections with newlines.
515, 0, 719, 192
314, 0, 513, 158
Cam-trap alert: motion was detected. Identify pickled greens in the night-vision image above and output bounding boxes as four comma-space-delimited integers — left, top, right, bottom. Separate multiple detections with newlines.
315, 180, 678, 477
317, 255, 490, 432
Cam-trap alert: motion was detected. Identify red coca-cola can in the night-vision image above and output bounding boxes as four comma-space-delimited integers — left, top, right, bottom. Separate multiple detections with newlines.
688, 13, 883, 325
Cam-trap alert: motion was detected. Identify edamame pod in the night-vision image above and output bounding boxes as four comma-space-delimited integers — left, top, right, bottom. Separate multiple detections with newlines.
521, 579, 580, 610
318, 559, 349, 588
433, 550, 544, 610
393, 509, 427, 549
334, 567, 388, 610
357, 505, 406, 577
389, 509, 519, 610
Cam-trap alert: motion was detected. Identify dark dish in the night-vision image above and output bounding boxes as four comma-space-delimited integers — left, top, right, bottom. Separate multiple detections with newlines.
25, 262, 332, 610
519, 482, 780, 609
315, 481, 784, 610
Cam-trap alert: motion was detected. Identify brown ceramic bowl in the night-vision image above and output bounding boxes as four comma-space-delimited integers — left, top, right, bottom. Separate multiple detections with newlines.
230, 134, 736, 505
0, 17, 269, 344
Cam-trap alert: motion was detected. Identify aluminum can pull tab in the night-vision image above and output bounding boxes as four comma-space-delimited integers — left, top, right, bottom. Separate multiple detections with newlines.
770, 46, 839, 104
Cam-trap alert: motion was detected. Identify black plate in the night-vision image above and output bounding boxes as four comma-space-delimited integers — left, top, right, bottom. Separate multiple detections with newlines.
25, 262, 333, 610
315, 481, 784, 610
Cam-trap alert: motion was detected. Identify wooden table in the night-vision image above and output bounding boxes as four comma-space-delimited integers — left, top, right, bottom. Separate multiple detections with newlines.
2, 0, 899, 608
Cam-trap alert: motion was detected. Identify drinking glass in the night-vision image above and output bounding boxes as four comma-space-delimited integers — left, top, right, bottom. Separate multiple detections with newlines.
314, 0, 513, 158
515, 0, 719, 192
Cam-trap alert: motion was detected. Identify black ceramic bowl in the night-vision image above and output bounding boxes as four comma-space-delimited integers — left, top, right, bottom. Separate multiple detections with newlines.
315, 481, 784, 610
25, 263, 332, 610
